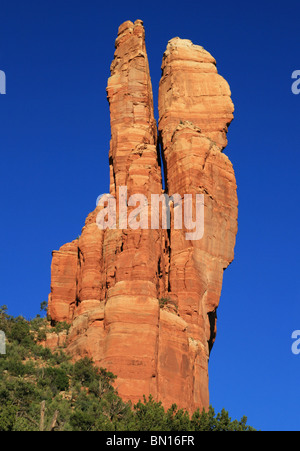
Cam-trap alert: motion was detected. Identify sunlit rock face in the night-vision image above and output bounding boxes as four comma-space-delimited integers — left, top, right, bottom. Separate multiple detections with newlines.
46, 20, 238, 414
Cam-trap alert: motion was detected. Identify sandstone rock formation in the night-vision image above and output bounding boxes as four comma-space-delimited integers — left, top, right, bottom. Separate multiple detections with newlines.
46, 20, 238, 414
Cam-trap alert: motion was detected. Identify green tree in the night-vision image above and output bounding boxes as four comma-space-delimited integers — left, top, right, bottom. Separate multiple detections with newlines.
0, 307, 256, 432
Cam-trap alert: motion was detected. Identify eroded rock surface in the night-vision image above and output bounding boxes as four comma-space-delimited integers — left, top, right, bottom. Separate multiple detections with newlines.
46, 20, 238, 413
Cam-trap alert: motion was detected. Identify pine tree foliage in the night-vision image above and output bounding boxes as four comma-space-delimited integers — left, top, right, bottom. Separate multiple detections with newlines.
0, 306, 256, 431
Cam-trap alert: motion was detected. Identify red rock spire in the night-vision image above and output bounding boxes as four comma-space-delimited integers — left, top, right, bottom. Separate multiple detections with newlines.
46, 21, 238, 414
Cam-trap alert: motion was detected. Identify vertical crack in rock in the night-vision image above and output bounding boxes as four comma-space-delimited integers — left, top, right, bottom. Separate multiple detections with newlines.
207, 308, 218, 355
46, 22, 238, 414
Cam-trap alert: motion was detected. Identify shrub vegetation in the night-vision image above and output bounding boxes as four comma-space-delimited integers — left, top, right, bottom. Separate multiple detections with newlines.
0, 305, 256, 431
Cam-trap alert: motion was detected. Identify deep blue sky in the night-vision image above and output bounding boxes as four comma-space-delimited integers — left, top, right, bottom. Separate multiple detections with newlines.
1, 0, 300, 431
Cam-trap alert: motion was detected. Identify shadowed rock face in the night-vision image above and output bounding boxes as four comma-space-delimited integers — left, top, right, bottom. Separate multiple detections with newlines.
46, 20, 238, 413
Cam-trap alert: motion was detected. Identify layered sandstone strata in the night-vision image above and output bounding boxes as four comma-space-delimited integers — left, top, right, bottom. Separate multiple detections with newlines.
158, 39, 238, 408
46, 20, 238, 413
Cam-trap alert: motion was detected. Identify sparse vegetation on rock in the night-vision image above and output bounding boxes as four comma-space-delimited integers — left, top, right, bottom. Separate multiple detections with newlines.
0, 306, 255, 431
